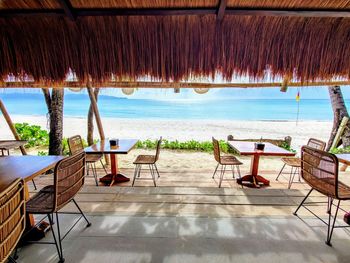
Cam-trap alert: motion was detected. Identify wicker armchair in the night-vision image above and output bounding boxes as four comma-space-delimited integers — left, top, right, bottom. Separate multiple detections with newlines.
132, 137, 162, 187
0, 179, 25, 263
294, 146, 350, 246
212, 137, 243, 188
276, 138, 326, 188
25, 152, 91, 262
68, 135, 107, 186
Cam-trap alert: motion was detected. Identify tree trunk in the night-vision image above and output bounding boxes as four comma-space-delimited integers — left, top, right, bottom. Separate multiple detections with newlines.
42, 88, 64, 155
87, 88, 100, 145
327, 86, 350, 150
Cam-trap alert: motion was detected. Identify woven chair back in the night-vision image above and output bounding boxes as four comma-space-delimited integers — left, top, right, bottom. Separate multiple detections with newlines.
307, 138, 326, 151
54, 152, 86, 211
68, 135, 84, 155
155, 137, 162, 162
301, 146, 339, 198
212, 137, 221, 163
0, 179, 25, 263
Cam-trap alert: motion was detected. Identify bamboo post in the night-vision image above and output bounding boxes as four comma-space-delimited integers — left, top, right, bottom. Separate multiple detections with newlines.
331, 116, 349, 149
86, 84, 109, 165
0, 98, 27, 155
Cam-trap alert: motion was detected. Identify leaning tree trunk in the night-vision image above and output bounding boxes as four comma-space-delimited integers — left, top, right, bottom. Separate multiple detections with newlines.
327, 86, 350, 151
42, 88, 64, 155
87, 88, 100, 145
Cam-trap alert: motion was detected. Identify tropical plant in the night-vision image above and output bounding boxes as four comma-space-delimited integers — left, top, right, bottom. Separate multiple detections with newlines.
14, 123, 49, 147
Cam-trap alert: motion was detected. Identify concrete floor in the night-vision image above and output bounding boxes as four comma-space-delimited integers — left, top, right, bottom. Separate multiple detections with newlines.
17, 162, 350, 263
18, 212, 350, 263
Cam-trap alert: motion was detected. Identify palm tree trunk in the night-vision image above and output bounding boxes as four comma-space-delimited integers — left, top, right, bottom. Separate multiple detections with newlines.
42, 88, 64, 155
87, 88, 100, 145
327, 86, 350, 150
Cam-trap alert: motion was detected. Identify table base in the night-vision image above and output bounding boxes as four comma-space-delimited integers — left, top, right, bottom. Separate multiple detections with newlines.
99, 173, 130, 186
237, 175, 270, 188
21, 222, 51, 245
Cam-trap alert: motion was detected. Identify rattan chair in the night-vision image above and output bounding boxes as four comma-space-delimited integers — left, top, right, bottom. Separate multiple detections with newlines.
212, 137, 243, 188
132, 137, 162, 187
68, 135, 107, 186
25, 152, 91, 262
276, 138, 326, 189
294, 146, 350, 246
0, 179, 25, 263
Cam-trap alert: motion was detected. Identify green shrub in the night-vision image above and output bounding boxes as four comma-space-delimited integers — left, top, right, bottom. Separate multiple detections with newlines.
37, 151, 48, 156
14, 123, 49, 147
136, 139, 233, 154
279, 141, 297, 153
330, 146, 350, 154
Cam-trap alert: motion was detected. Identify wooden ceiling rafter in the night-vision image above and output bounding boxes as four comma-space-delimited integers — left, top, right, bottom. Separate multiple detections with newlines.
2, 80, 350, 89
217, 0, 227, 20
1, 7, 350, 18
57, 0, 76, 21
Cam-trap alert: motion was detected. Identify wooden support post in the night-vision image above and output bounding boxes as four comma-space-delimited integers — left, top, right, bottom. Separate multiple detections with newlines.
0, 98, 27, 155
331, 116, 349, 149
87, 84, 109, 165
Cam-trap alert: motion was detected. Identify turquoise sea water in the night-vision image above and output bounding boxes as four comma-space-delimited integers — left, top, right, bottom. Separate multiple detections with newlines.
0, 93, 341, 121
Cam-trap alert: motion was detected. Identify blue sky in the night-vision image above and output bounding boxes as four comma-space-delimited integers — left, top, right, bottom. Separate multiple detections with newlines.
1, 86, 350, 100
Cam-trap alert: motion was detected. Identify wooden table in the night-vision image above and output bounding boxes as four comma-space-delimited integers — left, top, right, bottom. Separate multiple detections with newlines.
84, 139, 138, 186
0, 155, 64, 231
0, 140, 27, 155
228, 141, 296, 187
335, 154, 350, 171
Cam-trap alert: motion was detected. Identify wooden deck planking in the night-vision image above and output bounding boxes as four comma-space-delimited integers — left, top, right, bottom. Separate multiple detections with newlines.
26, 166, 350, 218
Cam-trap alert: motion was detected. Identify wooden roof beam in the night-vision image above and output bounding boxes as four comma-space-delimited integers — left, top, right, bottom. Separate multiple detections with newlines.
2, 80, 350, 88
2, 7, 350, 18
57, 0, 76, 21
217, 0, 227, 21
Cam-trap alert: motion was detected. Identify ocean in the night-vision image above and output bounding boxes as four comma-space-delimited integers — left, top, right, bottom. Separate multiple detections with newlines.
0, 92, 338, 121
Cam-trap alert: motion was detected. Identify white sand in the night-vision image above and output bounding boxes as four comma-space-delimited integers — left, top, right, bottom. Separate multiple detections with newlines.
0, 114, 332, 151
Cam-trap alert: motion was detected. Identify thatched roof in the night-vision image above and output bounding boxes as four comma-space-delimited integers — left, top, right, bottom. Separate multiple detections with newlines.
1, 0, 350, 86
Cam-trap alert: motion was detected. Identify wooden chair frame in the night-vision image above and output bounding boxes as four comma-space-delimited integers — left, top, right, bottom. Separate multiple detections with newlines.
0, 179, 25, 263
276, 138, 326, 189
68, 135, 108, 186
294, 146, 350, 246
212, 137, 242, 188
24, 152, 91, 263
132, 137, 162, 187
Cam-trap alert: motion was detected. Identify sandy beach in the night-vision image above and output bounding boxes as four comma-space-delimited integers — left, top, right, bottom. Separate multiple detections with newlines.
1, 114, 332, 151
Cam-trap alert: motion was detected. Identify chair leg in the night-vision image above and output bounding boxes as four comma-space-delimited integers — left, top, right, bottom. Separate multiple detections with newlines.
276, 163, 286, 181
219, 165, 226, 188
212, 163, 219, 179
137, 164, 142, 177
47, 213, 64, 263
231, 165, 235, 179
326, 199, 341, 246
236, 165, 242, 179
149, 164, 156, 187
327, 197, 333, 214
154, 163, 160, 178
100, 159, 108, 174
8, 256, 17, 263
72, 199, 91, 227
132, 165, 140, 187
293, 188, 314, 215
288, 167, 298, 189
32, 179, 37, 190
55, 212, 64, 262
86, 163, 90, 175
92, 163, 99, 186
